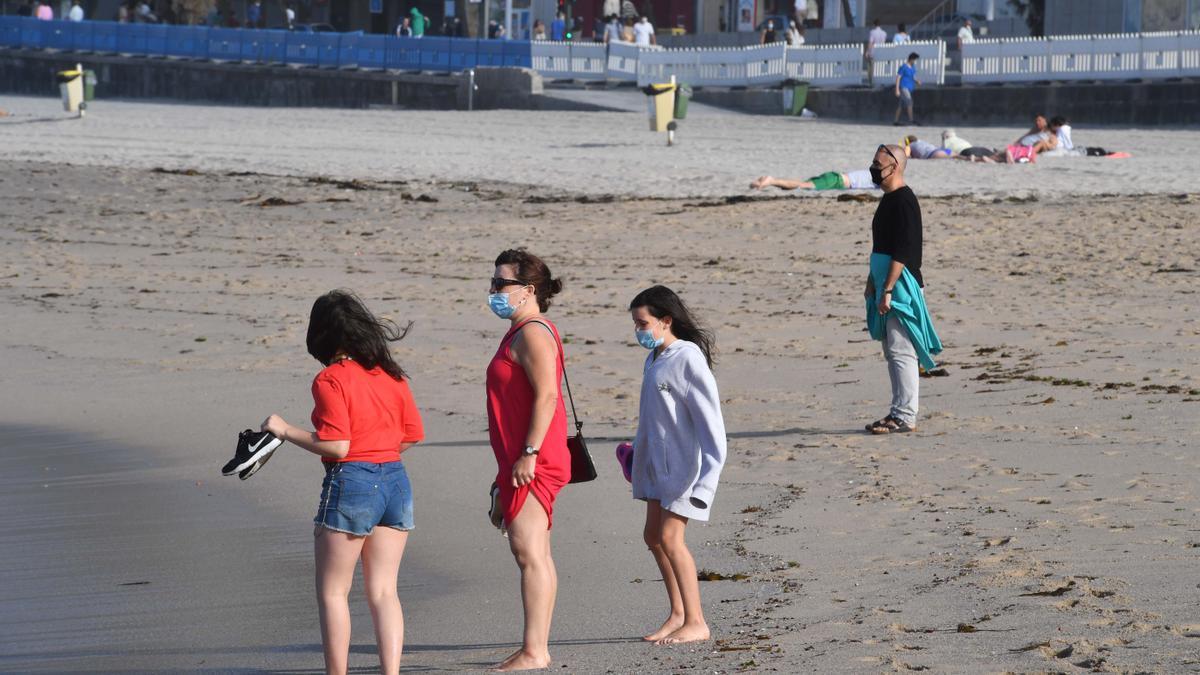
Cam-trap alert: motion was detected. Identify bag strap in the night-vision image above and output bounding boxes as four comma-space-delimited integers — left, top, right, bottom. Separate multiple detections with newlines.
523, 319, 582, 434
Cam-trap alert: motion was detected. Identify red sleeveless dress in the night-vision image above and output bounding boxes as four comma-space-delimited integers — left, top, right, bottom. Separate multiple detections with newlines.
486, 317, 571, 528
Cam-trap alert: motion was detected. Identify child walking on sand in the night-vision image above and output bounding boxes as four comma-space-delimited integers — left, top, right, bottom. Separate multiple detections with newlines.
627, 285, 727, 644
260, 290, 424, 675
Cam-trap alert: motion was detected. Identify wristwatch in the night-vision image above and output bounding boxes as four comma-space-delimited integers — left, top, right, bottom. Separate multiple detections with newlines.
523, 445, 539, 456
883, 288, 894, 294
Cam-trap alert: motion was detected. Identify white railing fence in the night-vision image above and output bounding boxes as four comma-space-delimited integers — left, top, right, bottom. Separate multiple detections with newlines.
637, 43, 787, 87
530, 40, 607, 80
871, 40, 946, 86
607, 41, 658, 81
531, 30, 1199, 88
963, 30, 1200, 83
785, 43, 864, 87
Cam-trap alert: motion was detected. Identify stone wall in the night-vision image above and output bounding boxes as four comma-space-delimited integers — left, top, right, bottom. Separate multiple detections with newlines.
0, 49, 544, 111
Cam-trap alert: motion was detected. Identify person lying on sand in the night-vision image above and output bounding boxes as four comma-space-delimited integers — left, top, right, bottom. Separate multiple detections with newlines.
900, 135, 953, 160
941, 129, 999, 161
1039, 116, 1130, 158
1012, 114, 1058, 154
750, 170, 879, 191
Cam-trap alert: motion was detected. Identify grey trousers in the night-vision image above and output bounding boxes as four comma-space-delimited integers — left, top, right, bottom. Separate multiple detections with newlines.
882, 314, 919, 425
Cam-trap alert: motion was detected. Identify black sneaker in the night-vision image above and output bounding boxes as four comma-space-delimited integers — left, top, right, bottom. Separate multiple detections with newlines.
222, 429, 282, 476
238, 443, 277, 480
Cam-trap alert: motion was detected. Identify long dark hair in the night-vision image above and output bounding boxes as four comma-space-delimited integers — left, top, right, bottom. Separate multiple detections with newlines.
495, 249, 563, 312
629, 285, 716, 368
306, 290, 411, 381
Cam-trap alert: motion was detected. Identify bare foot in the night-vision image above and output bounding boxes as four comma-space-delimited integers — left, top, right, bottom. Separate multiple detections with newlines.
492, 648, 551, 671
749, 175, 772, 190
655, 622, 711, 645
642, 615, 685, 642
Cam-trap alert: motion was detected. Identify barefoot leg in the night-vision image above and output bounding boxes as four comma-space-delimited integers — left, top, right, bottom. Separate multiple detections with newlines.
362, 527, 409, 675
493, 497, 554, 671
654, 509, 711, 645
315, 529, 367, 675
642, 500, 684, 641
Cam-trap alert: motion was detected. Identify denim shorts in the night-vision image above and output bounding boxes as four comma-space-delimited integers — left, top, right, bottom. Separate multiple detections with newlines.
314, 461, 414, 536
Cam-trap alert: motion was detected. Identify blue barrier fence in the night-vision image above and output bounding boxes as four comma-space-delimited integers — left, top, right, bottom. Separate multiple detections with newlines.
0, 16, 533, 72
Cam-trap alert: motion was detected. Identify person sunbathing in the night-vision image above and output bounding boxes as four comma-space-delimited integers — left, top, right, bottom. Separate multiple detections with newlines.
750, 170, 879, 191
900, 135, 953, 159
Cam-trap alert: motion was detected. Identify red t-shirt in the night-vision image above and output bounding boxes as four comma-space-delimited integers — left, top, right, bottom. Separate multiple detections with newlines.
310, 360, 424, 464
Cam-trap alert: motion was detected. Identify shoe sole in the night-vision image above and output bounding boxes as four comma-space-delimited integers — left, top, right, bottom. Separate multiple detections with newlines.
239, 444, 278, 480
225, 436, 283, 476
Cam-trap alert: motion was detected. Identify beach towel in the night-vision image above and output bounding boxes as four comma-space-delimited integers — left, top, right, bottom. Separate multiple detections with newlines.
867, 252, 943, 371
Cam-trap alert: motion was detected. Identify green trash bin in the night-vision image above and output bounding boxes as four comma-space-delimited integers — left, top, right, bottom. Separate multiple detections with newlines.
782, 80, 808, 116
673, 82, 692, 119
83, 69, 96, 101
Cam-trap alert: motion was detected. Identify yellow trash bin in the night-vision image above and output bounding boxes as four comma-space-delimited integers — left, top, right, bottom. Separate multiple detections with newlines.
643, 79, 676, 132
56, 65, 84, 115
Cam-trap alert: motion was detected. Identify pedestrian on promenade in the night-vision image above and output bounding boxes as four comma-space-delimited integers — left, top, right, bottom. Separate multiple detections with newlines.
410, 7, 426, 38
604, 14, 622, 43
864, 145, 942, 434
485, 250, 571, 671
260, 290, 425, 675
627, 285, 727, 645
893, 23, 910, 44
787, 20, 805, 45
893, 52, 920, 126
957, 18, 974, 50
634, 15, 656, 46
761, 18, 778, 44
550, 11, 566, 40
34, 1, 53, 20
246, 0, 262, 28
866, 19, 887, 86
793, 0, 808, 28
621, 16, 636, 43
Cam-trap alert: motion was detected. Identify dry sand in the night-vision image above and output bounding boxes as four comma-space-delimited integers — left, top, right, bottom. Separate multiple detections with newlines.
1, 95, 1198, 672
1, 94, 1199, 199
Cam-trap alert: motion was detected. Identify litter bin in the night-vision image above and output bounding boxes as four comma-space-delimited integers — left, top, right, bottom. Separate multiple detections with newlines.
642, 80, 675, 132
673, 82, 692, 120
782, 79, 808, 116
83, 69, 96, 102
56, 66, 84, 114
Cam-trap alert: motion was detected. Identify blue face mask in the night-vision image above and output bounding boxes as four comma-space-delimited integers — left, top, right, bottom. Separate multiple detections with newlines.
636, 327, 664, 350
489, 292, 518, 319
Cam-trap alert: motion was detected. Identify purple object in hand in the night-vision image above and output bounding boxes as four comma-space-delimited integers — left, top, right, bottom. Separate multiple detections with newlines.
615, 442, 633, 483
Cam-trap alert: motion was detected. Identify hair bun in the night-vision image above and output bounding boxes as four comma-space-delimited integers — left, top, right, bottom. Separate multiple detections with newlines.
547, 277, 563, 297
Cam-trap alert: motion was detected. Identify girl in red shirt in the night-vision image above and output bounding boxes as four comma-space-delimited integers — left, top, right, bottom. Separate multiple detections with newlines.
261, 290, 423, 675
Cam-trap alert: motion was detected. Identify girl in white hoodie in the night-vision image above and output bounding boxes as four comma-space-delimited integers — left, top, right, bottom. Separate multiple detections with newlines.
628, 285, 727, 644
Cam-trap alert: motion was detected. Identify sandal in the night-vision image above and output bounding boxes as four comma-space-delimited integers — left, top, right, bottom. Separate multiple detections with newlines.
865, 415, 898, 432
870, 416, 916, 434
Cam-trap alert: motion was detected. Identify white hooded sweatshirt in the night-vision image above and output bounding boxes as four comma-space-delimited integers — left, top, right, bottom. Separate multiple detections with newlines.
632, 340, 727, 521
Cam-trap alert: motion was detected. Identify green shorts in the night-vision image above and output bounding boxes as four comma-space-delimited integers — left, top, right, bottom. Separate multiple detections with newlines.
807, 171, 843, 191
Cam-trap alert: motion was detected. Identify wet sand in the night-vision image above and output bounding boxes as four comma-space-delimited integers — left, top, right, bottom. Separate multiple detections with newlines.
1, 96, 1199, 672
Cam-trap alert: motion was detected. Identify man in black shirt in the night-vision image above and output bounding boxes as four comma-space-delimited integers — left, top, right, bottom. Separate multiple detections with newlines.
866, 144, 924, 434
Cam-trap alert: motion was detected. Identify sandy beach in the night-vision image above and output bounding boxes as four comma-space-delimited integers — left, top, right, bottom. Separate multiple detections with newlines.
1, 94, 1198, 672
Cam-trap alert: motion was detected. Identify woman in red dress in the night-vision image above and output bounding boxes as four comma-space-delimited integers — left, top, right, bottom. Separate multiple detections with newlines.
485, 249, 571, 671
